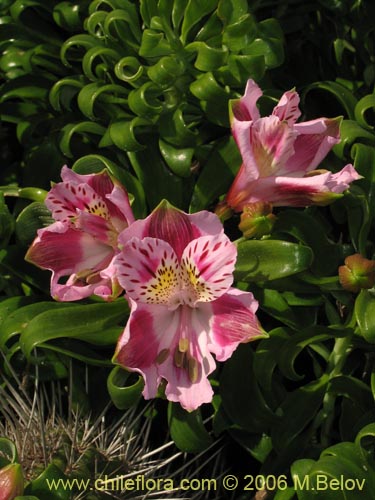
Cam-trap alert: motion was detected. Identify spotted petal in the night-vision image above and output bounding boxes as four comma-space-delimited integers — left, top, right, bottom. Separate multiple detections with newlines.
116, 237, 180, 306
180, 233, 237, 304
46, 179, 110, 222
272, 89, 301, 125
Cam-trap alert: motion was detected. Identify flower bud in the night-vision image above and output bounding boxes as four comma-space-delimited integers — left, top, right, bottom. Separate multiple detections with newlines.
238, 202, 276, 239
338, 254, 375, 293
214, 200, 233, 222
0, 464, 24, 500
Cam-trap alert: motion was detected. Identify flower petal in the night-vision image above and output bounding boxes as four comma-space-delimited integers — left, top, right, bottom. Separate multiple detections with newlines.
60, 165, 133, 228
114, 301, 215, 410
272, 89, 301, 125
26, 222, 114, 300
115, 237, 180, 306
114, 300, 178, 399
251, 116, 298, 176
157, 306, 215, 410
74, 211, 116, 245
106, 184, 135, 229
287, 117, 341, 173
180, 233, 237, 303
46, 179, 110, 222
147, 200, 195, 260
188, 210, 224, 238
231, 79, 262, 122
233, 116, 298, 179
26, 222, 112, 272
230, 164, 360, 208
209, 288, 264, 361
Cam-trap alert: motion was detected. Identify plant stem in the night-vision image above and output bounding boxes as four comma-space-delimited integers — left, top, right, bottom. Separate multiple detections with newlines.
320, 333, 353, 447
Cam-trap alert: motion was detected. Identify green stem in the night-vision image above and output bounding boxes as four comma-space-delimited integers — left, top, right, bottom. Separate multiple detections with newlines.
320, 333, 353, 447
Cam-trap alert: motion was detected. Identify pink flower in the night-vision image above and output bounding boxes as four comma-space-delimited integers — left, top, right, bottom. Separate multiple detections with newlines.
113, 201, 265, 411
26, 166, 134, 301
226, 79, 360, 210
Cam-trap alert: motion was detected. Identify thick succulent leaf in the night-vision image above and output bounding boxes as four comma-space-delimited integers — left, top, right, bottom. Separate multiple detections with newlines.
355, 289, 375, 343
271, 375, 329, 452
234, 240, 313, 283
107, 366, 143, 409
168, 402, 213, 453
220, 344, 277, 433
19, 301, 127, 358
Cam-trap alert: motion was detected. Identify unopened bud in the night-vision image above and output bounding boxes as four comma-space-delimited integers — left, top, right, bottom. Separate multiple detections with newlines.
338, 253, 375, 293
238, 202, 275, 239
0, 464, 24, 500
214, 200, 233, 222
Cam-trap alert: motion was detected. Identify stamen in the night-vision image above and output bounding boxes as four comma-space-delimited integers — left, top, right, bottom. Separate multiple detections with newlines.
156, 348, 170, 365
178, 338, 189, 353
173, 347, 185, 368
188, 356, 199, 383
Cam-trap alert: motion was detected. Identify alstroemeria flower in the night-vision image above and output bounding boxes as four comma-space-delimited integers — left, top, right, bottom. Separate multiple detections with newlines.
113, 201, 265, 411
26, 166, 134, 301
226, 79, 360, 211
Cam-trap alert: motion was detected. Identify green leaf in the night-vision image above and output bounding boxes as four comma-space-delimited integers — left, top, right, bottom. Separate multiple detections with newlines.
19, 301, 127, 357
77, 82, 128, 121
127, 135, 192, 209
109, 117, 151, 152
334, 120, 375, 160
15, 201, 52, 246
0, 75, 50, 102
168, 402, 213, 453
277, 327, 344, 382
302, 81, 358, 121
354, 93, 375, 130
0, 296, 35, 327
0, 437, 18, 467
253, 288, 307, 329
289, 436, 375, 499
159, 139, 194, 177
220, 344, 276, 433
186, 41, 228, 71
139, 29, 172, 58
254, 327, 291, 392
355, 289, 375, 343
274, 210, 343, 276
189, 136, 240, 211
0, 301, 75, 349
180, 0, 217, 44
228, 429, 272, 463
53, 1, 83, 31
234, 240, 313, 283
271, 375, 329, 452
329, 375, 373, 412
59, 121, 107, 158
0, 192, 14, 247
107, 366, 143, 409
128, 82, 163, 119
190, 72, 231, 126
25, 463, 70, 500
221, 12, 257, 51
